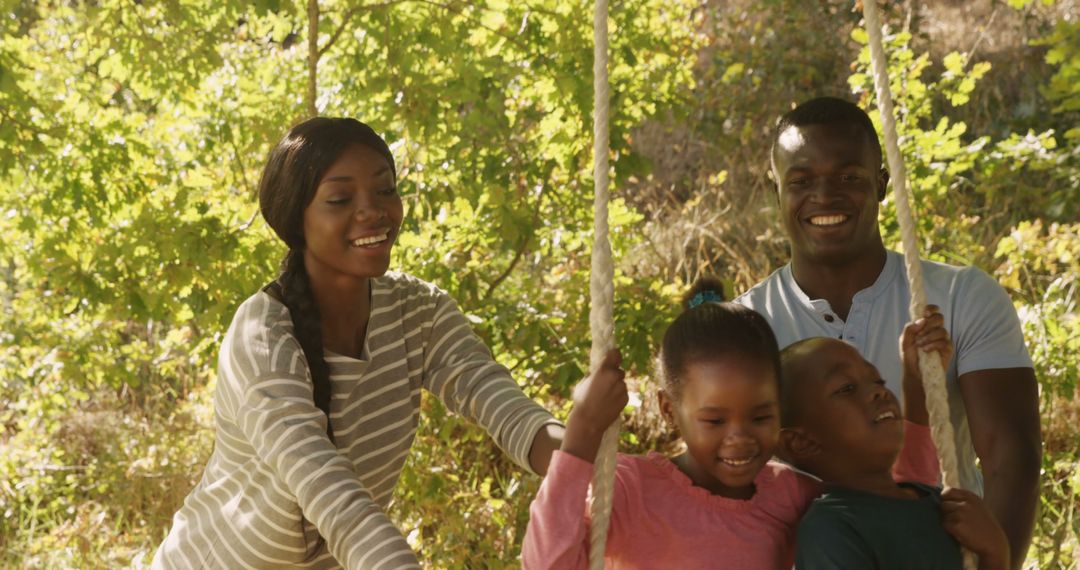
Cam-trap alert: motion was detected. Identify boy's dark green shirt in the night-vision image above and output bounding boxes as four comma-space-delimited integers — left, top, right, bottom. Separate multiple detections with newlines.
795, 482, 963, 569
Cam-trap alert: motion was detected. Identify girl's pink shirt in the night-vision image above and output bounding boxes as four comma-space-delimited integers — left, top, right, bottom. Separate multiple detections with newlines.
521, 422, 938, 569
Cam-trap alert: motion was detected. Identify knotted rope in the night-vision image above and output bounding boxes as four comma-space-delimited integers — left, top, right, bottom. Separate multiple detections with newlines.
861, 2, 976, 568
588, 0, 617, 568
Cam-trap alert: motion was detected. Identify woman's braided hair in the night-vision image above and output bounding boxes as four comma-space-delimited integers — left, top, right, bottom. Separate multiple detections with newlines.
257, 117, 396, 442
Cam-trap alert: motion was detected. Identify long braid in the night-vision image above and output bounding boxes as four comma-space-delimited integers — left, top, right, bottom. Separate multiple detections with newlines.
259, 118, 397, 443
278, 248, 335, 443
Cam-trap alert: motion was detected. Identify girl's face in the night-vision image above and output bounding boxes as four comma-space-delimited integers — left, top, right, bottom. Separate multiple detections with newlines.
660, 355, 780, 499
302, 144, 403, 283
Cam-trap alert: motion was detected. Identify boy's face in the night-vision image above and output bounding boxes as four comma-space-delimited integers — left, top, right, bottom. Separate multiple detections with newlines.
772, 122, 887, 266
782, 339, 903, 479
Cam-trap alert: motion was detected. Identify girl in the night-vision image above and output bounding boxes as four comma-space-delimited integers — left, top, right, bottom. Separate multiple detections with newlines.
153, 118, 563, 569
522, 278, 943, 569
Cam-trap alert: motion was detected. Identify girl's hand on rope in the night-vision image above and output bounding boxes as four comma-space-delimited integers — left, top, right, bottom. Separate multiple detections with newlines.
940, 487, 1010, 570
561, 349, 627, 464
899, 305, 953, 426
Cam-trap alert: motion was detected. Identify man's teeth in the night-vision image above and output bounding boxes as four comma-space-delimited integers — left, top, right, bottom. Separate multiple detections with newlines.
352, 232, 389, 247
809, 215, 848, 226
721, 456, 754, 466
874, 411, 897, 422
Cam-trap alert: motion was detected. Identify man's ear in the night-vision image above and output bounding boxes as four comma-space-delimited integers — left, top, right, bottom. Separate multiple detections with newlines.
780, 427, 822, 460
657, 389, 677, 428
877, 167, 889, 201
768, 164, 781, 203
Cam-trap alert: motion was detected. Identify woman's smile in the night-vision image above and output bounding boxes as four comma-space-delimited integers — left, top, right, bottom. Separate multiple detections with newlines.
349, 227, 394, 249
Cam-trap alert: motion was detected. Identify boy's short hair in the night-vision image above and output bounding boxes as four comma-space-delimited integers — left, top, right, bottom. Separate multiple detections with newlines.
778, 337, 820, 429
770, 97, 883, 176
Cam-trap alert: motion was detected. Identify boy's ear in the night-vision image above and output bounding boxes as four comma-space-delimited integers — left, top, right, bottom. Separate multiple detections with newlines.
780, 427, 821, 460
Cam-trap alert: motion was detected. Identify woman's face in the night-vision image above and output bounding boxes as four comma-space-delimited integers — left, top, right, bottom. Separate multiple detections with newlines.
660, 355, 781, 499
302, 144, 403, 283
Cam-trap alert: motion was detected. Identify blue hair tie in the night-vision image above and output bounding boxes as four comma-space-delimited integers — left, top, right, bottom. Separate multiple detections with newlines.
689, 290, 724, 308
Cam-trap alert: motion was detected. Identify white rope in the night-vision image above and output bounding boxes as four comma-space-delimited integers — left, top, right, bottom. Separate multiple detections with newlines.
588, 0, 617, 568
860, 2, 975, 568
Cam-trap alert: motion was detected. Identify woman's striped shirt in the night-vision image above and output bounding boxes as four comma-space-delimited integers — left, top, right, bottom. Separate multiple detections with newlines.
152, 272, 560, 569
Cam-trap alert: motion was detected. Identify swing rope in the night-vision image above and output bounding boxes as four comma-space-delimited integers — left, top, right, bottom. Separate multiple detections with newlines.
589, 3, 972, 567
860, 2, 976, 568
588, 0, 618, 568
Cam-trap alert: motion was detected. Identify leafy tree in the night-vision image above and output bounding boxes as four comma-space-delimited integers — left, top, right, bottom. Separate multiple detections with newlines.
0, 0, 1076, 567
1, 0, 698, 565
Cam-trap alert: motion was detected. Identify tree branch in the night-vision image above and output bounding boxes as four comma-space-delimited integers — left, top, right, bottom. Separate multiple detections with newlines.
482, 176, 549, 302
307, 0, 319, 117
224, 121, 260, 234
319, 6, 357, 58
318, 1, 410, 58
413, 0, 535, 53
483, 242, 527, 303
232, 208, 261, 234
317, 0, 554, 79
962, 6, 999, 68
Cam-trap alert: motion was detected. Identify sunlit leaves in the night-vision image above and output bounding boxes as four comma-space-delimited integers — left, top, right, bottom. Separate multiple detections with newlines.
4, 1, 1075, 566
1036, 20, 1080, 116
846, 22, 1076, 263
1, 1, 698, 563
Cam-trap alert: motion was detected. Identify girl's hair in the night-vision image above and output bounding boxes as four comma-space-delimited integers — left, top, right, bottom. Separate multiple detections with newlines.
658, 277, 781, 399
258, 117, 396, 442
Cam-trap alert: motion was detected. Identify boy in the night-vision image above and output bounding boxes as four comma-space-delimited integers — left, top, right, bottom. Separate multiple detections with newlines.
778, 308, 1009, 569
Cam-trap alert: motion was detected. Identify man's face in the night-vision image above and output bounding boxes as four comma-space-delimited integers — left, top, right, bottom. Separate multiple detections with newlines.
772, 122, 887, 265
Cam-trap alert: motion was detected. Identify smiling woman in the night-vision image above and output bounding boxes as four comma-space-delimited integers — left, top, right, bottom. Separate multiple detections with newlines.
302, 145, 402, 295
150, 117, 565, 570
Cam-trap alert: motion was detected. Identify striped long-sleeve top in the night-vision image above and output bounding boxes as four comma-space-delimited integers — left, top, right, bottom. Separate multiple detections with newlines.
152, 271, 561, 569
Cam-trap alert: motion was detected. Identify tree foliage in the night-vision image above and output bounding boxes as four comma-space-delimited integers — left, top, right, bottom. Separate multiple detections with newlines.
1, 0, 1076, 567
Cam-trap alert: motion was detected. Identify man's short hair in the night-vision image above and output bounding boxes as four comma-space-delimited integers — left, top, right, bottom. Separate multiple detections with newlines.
770, 97, 883, 175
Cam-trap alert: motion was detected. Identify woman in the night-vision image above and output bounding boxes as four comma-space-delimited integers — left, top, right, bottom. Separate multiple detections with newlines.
153, 118, 563, 569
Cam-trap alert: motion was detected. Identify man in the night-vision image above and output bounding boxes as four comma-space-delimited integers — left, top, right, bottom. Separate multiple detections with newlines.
736, 96, 1040, 568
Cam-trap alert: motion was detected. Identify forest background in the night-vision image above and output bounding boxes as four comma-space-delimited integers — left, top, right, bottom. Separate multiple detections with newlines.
1, 0, 1077, 567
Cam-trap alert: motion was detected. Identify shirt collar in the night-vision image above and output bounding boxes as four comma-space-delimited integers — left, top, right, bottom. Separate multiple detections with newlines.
854, 250, 899, 303
780, 250, 898, 313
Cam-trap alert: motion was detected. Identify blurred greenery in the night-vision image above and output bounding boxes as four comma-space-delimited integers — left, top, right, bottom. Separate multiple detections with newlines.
0, 0, 1076, 568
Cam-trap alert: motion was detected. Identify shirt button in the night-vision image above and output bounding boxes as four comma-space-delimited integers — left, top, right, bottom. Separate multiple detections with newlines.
824, 315, 835, 323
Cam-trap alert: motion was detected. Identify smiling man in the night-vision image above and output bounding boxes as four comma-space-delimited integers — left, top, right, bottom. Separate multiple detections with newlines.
735, 97, 1040, 568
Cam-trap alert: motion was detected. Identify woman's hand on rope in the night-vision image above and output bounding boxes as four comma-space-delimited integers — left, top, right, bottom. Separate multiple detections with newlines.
899, 304, 953, 425
561, 349, 627, 464
940, 487, 1010, 570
